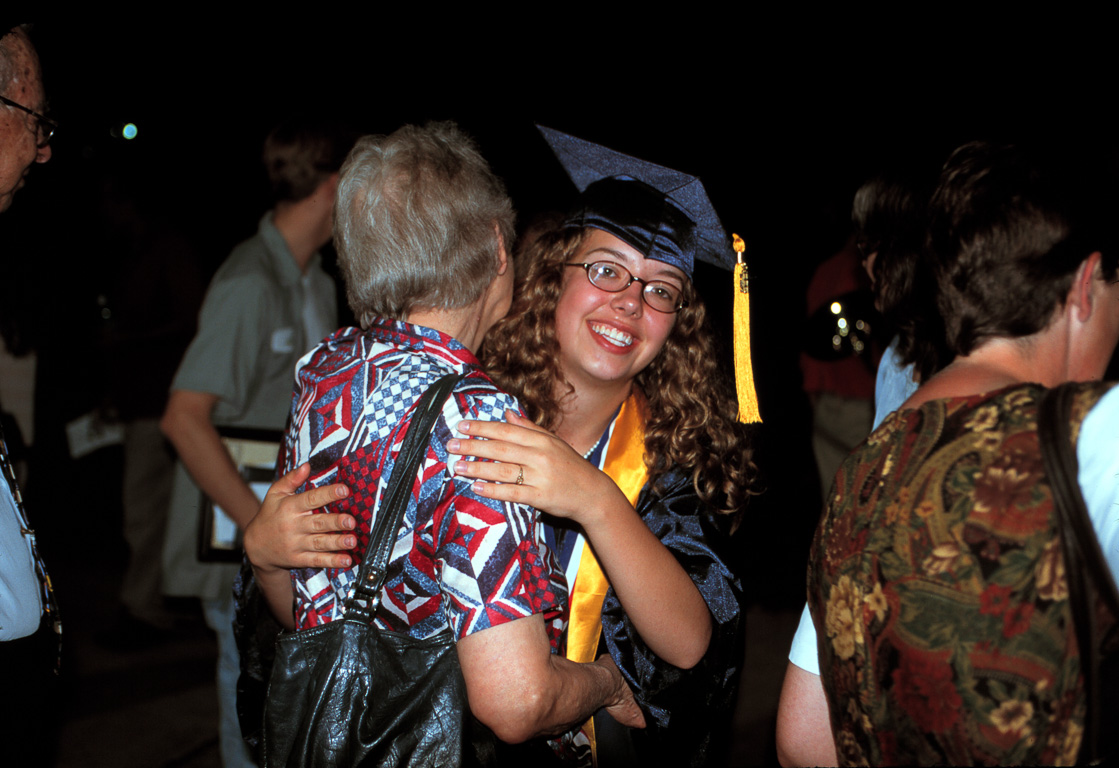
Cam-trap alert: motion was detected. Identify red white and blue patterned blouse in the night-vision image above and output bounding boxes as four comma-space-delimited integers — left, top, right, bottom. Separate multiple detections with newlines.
285, 318, 566, 647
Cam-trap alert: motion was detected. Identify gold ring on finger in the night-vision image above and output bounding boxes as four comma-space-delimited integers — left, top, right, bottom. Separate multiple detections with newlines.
515, 466, 524, 485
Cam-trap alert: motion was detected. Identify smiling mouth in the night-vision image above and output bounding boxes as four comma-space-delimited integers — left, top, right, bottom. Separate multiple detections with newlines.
591, 323, 633, 348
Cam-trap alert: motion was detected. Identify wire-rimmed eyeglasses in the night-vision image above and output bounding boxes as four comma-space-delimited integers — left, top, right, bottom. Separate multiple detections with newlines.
0, 94, 57, 148
565, 261, 689, 313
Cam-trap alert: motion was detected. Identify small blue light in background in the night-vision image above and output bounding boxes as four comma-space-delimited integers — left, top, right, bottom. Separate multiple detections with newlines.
122, 123, 138, 140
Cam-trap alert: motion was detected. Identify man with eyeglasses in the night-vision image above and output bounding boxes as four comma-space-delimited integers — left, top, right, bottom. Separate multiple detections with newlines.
0, 21, 60, 762
0, 24, 53, 213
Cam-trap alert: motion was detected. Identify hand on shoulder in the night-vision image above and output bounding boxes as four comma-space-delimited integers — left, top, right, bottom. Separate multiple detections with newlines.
244, 463, 356, 573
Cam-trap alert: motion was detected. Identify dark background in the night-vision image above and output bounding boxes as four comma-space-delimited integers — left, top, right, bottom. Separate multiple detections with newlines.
4, 13, 1117, 606
5, 14, 1119, 766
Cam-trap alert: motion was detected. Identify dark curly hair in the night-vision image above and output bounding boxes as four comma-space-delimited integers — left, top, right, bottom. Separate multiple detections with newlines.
482, 227, 757, 519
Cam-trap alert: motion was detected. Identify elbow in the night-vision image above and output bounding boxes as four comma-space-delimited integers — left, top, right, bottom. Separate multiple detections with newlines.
481, 723, 533, 745
159, 402, 183, 443
159, 414, 178, 445
673, 654, 702, 672
776, 737, 833, 768
469, 684, 550, 744
774, 719, 816, 768
160, 389, 210, 446
672, 628, 710, 671
774, 734, 800, 768
659, 613, 713, 671
469, 706, 527, 744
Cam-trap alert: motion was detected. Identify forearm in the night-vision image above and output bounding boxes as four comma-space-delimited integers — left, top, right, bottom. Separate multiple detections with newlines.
580, 489, 712, 669
248, 563, 297, 630
242, 486, 299, 628
522, 654, 627, 739
161, 390, 260, 529
458, 614, 642, 744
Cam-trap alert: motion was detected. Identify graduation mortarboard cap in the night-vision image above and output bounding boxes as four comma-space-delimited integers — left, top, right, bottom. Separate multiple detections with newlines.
538, 125, 736, 278
538, 125, 761, 424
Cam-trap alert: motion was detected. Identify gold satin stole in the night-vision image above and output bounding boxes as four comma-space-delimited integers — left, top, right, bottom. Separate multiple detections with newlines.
564, 391, 648, 761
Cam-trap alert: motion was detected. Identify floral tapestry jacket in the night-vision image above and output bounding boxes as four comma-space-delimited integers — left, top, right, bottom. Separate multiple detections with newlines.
808, 382, 1114, 766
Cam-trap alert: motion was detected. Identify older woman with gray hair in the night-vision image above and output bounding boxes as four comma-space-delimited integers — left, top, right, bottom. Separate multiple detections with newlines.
237, 122, 641, 766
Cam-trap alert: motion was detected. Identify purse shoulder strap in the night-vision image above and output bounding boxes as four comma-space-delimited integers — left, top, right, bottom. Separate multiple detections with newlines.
1037, 383, 1119, 765
345, 372, 462, 620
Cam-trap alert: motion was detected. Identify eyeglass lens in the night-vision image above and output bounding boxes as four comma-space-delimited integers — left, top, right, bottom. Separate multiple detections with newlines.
583, 262, 682, 312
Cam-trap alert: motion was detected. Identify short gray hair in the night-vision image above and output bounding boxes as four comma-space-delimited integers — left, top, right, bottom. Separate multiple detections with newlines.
335, 121, 515, 325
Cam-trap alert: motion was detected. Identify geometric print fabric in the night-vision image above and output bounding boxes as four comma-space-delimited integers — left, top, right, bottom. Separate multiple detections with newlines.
287, 318, 566, 646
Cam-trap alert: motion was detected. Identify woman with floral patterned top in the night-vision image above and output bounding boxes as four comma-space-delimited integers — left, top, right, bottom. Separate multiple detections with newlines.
777, 142, 1119, 766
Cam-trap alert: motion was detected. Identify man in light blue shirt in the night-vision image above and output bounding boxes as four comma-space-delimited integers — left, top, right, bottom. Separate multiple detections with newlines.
0, 21, 59, 762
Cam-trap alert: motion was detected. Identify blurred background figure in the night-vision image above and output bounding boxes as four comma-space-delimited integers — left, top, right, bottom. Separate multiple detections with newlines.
778, 141, 1119, 766
852, 172, 945, 428
93, 168, 205, 648
799, 208, 879, 503
160, 116, 353, 768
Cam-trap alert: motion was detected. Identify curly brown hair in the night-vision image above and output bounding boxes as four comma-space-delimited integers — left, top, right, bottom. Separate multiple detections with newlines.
481, 227, 757, 518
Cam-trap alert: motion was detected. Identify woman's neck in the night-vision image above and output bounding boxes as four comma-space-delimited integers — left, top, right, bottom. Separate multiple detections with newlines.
905, 336, 1051, 408
553, 380, 633, 455
406, 306, 487, 353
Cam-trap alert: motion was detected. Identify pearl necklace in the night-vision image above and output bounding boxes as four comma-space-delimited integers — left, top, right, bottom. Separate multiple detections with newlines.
582, 430, 607, 460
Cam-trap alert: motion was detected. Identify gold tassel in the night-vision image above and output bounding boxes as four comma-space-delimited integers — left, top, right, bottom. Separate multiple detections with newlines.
732, 234, 762, 423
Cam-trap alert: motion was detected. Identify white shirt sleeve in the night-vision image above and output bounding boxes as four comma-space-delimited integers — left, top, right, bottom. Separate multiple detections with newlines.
1077, 385, 1119, 584
788, 603, 821, 674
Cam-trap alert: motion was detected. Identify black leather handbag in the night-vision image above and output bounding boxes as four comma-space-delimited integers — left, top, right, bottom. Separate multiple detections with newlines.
262, 373, 496, 767
1038, 384, 1119, 766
